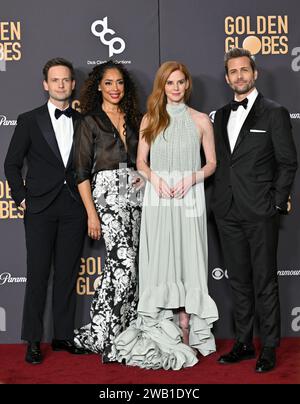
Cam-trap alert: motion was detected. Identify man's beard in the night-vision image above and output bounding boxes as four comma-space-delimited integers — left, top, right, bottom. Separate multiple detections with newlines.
231, 80, 255, 95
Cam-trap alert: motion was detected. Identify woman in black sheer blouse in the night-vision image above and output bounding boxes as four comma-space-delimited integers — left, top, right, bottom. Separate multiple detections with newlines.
73, 61, 143, 363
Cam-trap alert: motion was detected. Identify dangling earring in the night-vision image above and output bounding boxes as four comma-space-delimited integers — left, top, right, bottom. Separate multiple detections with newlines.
98, 88, 102, 92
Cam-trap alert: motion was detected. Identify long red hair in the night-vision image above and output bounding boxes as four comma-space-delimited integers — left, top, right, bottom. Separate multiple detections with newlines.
142, 61, 192, 144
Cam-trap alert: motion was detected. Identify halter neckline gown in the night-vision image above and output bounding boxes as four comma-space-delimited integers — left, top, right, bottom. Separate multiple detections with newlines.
114, 103, 218, 370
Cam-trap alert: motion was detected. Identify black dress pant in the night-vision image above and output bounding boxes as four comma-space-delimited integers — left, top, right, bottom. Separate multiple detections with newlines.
215, 200, 280, 347
21, 186, 86, 341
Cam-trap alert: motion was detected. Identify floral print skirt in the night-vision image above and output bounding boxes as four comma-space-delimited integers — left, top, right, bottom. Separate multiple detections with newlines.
74, 168, 143, 362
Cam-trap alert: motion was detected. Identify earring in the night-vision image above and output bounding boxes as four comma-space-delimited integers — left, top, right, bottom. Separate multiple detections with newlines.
98, 88, 102, 92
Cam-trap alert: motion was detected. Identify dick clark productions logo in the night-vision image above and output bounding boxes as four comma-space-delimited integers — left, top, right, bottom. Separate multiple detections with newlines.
91, 17, 125, 57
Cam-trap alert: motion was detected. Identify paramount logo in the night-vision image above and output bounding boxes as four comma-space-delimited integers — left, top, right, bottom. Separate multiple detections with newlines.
0, 272, 26, 285
0, 115, 17, 126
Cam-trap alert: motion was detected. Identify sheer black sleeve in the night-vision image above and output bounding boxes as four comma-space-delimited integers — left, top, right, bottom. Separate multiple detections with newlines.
73, 116, 94, 184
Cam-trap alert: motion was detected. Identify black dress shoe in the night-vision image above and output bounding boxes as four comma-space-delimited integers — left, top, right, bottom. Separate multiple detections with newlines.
51, 339, 90, 354
218, 341, 255, 364
255, 347, 276, 373
25, 342, 42, 364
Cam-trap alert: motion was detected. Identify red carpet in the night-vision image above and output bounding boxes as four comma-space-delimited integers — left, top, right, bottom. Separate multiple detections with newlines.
0, 338, 299, 384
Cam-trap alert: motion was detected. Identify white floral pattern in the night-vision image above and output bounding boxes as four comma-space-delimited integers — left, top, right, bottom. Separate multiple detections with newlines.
74, 168, 142, 362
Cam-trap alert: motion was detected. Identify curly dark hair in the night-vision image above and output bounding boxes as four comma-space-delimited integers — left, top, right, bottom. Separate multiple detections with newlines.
79, 61, 141, 132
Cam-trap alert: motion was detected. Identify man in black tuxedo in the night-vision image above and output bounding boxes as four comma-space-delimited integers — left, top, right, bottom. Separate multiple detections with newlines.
4, 58, 87, 364
212, 48, 297, 372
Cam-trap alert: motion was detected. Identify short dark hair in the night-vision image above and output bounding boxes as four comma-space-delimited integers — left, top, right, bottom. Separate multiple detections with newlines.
224, 48, 257, 74
43, 57, 75, 81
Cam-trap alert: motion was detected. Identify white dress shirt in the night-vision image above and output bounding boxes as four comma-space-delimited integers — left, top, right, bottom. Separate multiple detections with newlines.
227, 88, 258, 153
47, 100, 73, 167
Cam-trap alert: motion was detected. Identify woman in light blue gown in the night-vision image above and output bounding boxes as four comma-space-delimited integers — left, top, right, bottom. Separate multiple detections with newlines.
114, 61, 219, 370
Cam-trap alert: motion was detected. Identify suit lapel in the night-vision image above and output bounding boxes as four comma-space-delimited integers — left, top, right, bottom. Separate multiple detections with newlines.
36, 104, 64, 166
66, 110, 80, 169
221, 104, 231, 155
232, 93, 264, 154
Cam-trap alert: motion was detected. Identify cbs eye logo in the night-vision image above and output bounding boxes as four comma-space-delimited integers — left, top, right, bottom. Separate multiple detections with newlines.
212, 268, 229, 280
91, 17, 126, 57
209, 111, 216, 123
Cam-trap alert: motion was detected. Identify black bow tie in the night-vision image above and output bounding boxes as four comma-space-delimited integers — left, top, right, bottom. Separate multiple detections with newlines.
230, 98, 248, 111
55, 106, 73, 119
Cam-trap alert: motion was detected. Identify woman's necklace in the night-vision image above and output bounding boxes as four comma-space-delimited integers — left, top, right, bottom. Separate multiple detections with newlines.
102, 106, 125, 136
102, 105, 127, 150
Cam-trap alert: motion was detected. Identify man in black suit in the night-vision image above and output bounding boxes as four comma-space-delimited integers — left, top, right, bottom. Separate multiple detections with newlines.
4, 58, 87, 364
212, 48, 297, 372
